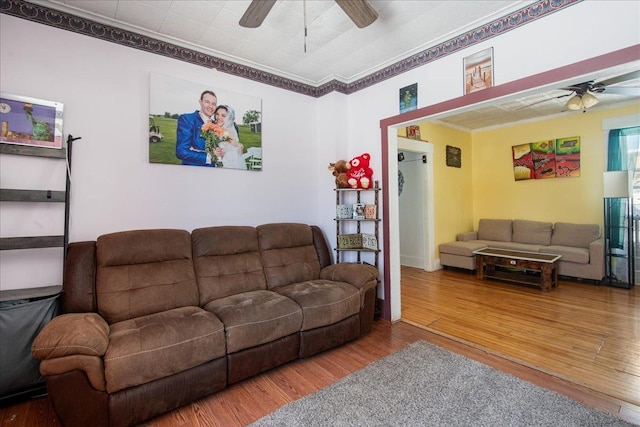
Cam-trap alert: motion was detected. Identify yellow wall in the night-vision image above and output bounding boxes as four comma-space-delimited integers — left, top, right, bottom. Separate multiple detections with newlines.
401, 103, 639, 254
471, 104, 639, 229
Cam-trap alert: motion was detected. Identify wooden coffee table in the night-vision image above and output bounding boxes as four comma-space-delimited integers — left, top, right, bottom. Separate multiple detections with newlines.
472, 247, 561, 291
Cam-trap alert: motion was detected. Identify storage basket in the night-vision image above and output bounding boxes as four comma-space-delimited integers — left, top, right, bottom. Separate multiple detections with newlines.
338, 233, 377, 250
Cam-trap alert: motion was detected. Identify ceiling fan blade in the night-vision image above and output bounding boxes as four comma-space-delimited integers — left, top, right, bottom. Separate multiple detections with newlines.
239, 0, 276, 28
335, 0, 378, 28
598, 70, 640, 87
515, 93, 572, 110
603, 86, 640, 96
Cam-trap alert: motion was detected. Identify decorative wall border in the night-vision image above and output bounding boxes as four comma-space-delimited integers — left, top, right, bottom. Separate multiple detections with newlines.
1, 0, 581, 98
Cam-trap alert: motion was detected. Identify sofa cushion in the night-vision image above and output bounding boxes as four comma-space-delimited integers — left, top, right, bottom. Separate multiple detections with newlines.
477, 219, 512, 242
512, 220, 553, 245
274, 280, 360, 331
96, 229, 199, 324
551, 222, 601, 248
192, 226, 267, 306
104, 306, 225, 393
257, 223, 321, 289
439, 241, 487, 257
541, 245, 590, 264
204, 290, 302, 354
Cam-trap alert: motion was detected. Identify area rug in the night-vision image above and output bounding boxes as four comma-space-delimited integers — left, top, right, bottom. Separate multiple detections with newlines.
250, 340, 636, 427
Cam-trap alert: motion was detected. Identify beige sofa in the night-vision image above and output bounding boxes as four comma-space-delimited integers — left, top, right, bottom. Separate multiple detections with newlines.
30, 223, 378, 427
439, 219, 604, 281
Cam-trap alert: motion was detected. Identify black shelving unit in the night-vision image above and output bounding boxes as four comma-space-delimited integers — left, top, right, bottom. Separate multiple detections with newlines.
0, 140, 75, 402
604, 196, 635, 289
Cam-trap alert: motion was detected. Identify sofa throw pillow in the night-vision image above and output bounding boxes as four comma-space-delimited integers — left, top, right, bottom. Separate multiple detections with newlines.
551, 222, 601, 248
477, 219, 512, 242
512, 220, 553, 245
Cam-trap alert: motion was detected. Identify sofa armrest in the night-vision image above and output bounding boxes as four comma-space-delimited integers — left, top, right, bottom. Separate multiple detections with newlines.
320, 263, 378, 291
457, 231, 478, 241
590, 238, 604, 264
32, 313, 109, 392
32, 313, 109, 360
40, 354, 106, 391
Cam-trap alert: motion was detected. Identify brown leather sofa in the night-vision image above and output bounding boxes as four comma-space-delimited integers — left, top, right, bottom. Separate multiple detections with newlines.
31, 223, 378, 427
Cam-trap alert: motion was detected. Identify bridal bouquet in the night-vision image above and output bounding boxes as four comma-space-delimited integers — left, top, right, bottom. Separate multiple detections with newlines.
200, 121, 229, 167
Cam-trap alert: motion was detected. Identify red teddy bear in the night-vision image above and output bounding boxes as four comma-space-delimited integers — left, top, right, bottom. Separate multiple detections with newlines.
346, 153, 373, 189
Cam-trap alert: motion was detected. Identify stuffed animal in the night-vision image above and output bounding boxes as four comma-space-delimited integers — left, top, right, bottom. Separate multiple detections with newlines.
346, 153, 373, 189
328, 159, 350, 188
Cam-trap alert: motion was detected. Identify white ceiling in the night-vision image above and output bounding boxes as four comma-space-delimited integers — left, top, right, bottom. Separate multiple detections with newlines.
30, 0, 529, 85
26, 0, 640, 130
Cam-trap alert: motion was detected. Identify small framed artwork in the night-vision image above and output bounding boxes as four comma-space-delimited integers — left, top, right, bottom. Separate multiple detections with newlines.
512, 143, 533, 181
399, 83, 417, 113
555, 136, 581, 178
0, 92, 64, 149
463, 47, 494, 95
364, 204, 377, 219
406, 125, 420, 140
353, 203, 365, 220
446, 145, 461, 168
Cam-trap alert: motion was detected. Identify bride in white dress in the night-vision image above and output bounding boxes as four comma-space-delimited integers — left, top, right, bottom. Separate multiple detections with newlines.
214, 105, 247, 170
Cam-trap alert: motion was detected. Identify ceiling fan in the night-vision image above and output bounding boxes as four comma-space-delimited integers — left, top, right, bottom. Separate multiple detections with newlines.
519, 70, 640, 112
239, 0, 379, 29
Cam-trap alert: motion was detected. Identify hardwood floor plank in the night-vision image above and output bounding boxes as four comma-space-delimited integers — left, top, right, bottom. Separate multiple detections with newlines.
401, 267, 640, 409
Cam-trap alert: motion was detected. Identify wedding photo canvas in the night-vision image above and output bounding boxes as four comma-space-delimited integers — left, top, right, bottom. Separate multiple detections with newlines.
149, 73, 262, 170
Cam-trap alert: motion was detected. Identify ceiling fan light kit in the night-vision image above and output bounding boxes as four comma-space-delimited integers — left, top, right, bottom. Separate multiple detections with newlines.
566, 92, 600, 112
581, 92, 599, 108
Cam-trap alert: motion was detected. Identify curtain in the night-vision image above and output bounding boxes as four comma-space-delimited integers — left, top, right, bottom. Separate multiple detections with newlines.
607, 126, 640, 248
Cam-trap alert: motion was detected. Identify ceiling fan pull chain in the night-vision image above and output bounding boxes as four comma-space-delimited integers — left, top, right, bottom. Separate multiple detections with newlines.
303, 0, 307, 53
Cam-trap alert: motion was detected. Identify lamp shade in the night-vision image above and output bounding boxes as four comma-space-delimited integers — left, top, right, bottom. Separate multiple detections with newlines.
603, 170, 630, 198
566, 94, 583, 111
581, 92, 599, 109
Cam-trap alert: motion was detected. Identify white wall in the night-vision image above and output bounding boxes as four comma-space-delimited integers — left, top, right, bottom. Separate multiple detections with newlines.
0, 13, 321, 290
1, 1, 639, 292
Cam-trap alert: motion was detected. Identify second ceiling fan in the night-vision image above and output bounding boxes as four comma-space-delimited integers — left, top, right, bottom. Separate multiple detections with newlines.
239, 0, 379, 29
520, 70, 640, 112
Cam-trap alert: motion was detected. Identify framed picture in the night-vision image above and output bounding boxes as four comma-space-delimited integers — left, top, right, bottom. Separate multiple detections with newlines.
464, 47, 494, 95
353, 203, 365, 220
512, 143, 533, 180
0, 92, 64, 149
406, 125, 420, 140
555, 136, 581, 178
446, 145, 461, 168
399, 83, 417, 113
149, 73, 262, 170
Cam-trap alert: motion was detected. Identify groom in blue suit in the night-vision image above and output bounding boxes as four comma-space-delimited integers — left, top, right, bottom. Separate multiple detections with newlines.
176, 90, 220, 166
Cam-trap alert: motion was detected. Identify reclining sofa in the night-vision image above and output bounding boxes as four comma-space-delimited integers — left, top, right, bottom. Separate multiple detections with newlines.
439, 219, 604, 281
31, 223, 378, 427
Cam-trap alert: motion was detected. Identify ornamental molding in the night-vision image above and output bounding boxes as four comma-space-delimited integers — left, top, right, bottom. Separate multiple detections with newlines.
1, 0, 581, 97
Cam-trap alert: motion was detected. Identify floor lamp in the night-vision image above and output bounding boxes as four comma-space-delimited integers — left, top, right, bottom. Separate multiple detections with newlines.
603, 170, 635, 288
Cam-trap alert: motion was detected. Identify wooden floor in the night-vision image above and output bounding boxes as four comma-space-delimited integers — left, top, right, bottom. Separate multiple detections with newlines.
401, 266, 640, 424
1, 269, 639, 426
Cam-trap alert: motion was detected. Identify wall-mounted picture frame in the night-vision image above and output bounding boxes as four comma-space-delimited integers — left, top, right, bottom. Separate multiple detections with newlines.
399, 83, 417, 113
149, 73, 262, 171
0, 92, 64, 149
555, 136, 581, 178
512, 136, 580, 181
446, 145, 461, 168
463, 47, 494, 95
406, 125, 420, 140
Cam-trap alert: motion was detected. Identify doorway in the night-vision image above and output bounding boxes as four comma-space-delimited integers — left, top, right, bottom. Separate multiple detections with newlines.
397, 138, 435, 272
